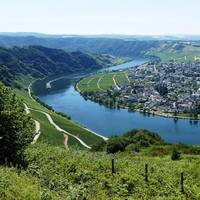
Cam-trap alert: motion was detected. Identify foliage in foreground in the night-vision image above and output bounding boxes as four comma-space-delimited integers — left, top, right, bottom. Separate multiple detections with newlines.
0, 83, 34, 166
92, 129, 164, 154
0, 143, 199, 199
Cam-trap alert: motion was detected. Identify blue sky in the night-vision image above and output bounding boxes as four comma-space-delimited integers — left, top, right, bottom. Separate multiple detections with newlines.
0, 0, 200, 35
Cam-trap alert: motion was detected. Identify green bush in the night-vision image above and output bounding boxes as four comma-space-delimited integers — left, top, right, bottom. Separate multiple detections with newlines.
106, 129, 164, 154
106, 137, 126, 153
91, 140, 107, 151
125, 143, 140, 152
171, 149, 181, 160
148, 146, 170, 157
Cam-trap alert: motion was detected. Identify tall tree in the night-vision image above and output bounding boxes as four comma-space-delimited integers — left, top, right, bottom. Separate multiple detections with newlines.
0, 83, 34, 166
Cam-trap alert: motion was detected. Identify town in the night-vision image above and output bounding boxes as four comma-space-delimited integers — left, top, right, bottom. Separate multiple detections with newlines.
84, 61, 200, 118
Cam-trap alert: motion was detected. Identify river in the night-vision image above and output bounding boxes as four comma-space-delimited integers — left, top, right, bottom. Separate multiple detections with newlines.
38, 60, 200, 145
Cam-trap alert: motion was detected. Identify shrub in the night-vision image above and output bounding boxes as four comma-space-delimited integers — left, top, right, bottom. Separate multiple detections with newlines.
106, 137, 126, 153
106, 129, 164, 154
91, 140, 107, 151
171, 149, 181, 160
125, 143, 140, 152
149, 146, 170, 157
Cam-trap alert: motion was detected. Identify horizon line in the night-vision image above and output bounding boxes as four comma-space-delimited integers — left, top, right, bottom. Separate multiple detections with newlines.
1, 32, 200, 37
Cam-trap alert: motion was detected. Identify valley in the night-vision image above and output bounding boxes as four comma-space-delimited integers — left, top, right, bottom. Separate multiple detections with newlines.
36, 60, 200, 145
1, 0, 200, 198
1, 34, 200, 200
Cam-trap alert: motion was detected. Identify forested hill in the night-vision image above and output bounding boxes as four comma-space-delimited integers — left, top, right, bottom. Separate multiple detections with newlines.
0, 35, 160, 58
0, 45, 121, 86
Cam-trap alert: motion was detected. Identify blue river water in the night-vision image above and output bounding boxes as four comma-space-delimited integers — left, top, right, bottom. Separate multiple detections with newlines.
39, 60, 200, 144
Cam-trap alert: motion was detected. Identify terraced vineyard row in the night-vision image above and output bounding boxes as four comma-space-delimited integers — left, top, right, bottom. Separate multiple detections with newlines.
77, 72, 130, 93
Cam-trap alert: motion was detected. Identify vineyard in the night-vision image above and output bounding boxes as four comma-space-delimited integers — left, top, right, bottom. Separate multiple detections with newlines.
1, 143, 199, 199
77, 72, 129, 93
15, 89, 104, 148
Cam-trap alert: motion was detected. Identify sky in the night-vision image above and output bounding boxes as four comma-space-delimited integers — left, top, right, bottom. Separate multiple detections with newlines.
0, 0, 200, 35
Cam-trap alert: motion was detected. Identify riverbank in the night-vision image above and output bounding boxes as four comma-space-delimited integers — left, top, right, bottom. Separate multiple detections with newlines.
35, 59, 200, 145
74, 75, 200, 120
30, 79, 108, 142
16, 82, 107, 149
79, 92, 200, 121
75, 67, 200, 121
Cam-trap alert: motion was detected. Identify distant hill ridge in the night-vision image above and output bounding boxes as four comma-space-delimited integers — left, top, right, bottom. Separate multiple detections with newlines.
0, 45, 120, 86
0, 35, 160, 58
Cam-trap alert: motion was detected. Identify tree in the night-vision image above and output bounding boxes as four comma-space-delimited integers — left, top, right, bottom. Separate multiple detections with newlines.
0, 83, 34, 166
154, 83, 168, 96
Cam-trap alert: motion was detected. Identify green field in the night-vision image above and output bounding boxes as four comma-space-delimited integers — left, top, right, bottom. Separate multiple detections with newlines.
115, 72, 129, 85
77, 72, 129, 93
100, 73, 115, 91
77, 74, 103, 92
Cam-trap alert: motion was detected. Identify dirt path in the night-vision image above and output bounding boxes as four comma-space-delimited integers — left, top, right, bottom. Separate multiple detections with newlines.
97, 75, 106, 92
125, 73, 130, 82
28, 107, 91, 149
25, 102, 70, 148
64, 134, 69, 150
27, 83, 106, 148
24, 103, 30, 114
24, 103, 41, 144
87, 77, 95, 85
112, 74, 120, 90
31, 120, 41, 144
28, 84, 36, 102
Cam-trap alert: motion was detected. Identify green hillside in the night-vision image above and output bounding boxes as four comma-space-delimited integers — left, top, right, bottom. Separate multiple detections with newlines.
15, 88, 104, 148
0, 40, 200, 199
1, 74, 200, 200
0, 143, 200, 199
0, 35, 160, 58
0, 45, 127, 86
147, 41, 200, 61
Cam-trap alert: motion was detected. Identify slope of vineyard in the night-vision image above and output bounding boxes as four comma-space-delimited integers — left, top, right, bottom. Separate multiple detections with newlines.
0, 143, 199, 199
